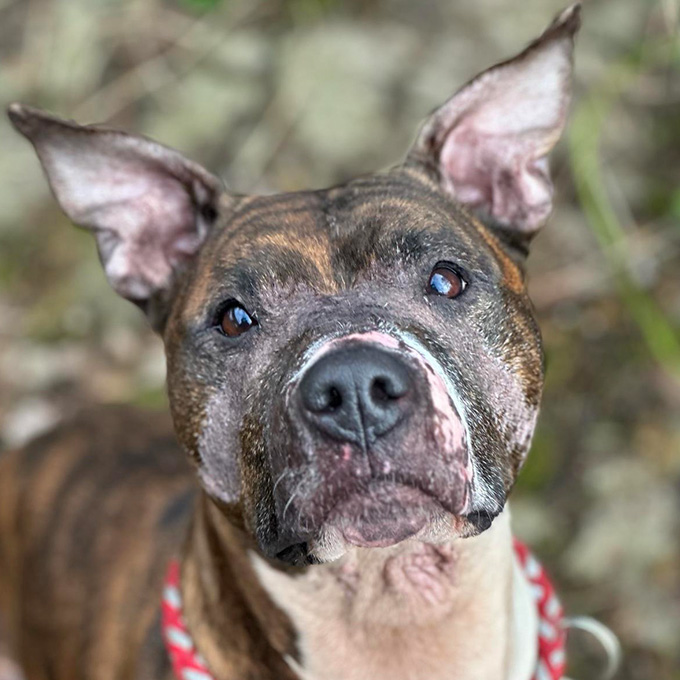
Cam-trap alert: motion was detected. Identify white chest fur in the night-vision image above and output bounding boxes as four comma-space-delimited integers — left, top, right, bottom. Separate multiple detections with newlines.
252, 510, 537, 680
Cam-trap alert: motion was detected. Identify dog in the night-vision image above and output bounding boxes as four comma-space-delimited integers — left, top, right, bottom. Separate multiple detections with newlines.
0, 5, 581, 680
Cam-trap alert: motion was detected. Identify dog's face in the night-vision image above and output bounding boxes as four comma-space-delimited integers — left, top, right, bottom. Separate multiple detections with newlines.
164, 176, 543, 562
10, 6, 579, 564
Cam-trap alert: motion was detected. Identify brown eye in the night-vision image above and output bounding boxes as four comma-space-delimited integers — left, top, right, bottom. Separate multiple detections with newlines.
220, 301, 257, 337
428, 264, 466, 299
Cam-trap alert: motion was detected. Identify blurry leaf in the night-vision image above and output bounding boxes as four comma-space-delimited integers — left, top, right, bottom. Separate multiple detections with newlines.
514, 426, 559, 492
131, 386, 169, 409
569, 39, 680, 383
671, 191, 680, 223
178, 0, 223, 11
287, 0, 344, 22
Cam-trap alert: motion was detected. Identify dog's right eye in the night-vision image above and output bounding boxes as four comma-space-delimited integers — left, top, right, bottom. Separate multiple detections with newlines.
218, 301, 257, 337
428, 262, 467, 299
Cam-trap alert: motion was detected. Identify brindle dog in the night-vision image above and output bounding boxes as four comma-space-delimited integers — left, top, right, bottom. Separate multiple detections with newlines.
1, 6, 580, 680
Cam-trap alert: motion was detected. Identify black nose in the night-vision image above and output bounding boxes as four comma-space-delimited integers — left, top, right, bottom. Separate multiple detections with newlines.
299, 345, 413, 447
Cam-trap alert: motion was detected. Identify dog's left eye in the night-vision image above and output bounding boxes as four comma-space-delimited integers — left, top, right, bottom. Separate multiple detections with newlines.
428, 263, 467, 299
219, 301, 257, 337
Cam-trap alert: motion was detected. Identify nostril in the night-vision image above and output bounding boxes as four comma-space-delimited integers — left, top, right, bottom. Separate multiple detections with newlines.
370, 374, 408, 403
327, 386, 343, 411
304, 382, 344, 413
370, 377, 392, 403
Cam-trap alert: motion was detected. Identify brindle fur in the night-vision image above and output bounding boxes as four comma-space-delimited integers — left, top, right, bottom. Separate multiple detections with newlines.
0, 409, 190, 680
0, 168, 540, 680
1, 7, 579, 679
167, 168, 540, 517
0, 408, 304, 680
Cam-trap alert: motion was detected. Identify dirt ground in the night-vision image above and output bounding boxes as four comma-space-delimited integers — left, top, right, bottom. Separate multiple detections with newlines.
1, 0, 679, 678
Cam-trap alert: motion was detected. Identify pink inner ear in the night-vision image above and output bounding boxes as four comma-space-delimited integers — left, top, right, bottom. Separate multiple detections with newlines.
418, 12, 577, 234
440, 128, 554, 233
8, 104, 220, 306
33, 129, 216, 302
75, 167, 200, 301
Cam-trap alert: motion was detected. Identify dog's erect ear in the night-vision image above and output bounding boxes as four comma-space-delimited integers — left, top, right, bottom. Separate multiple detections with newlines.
8, 104, 222, 313
408, 4, 580, 237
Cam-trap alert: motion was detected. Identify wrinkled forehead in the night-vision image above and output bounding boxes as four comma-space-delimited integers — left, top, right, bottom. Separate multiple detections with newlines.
181, 173, 518, 317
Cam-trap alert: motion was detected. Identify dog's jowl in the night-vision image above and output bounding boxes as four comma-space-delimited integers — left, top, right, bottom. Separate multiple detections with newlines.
0, 6, 580, 680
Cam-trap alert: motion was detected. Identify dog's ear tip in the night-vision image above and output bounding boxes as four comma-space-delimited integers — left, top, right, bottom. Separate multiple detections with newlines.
7, 102, 29, 128
7, 103, 52, 138
548, 3, 582, 40
523, 3, 581, 65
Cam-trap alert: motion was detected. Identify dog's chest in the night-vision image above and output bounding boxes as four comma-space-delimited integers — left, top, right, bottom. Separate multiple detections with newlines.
251, 520, 516, 680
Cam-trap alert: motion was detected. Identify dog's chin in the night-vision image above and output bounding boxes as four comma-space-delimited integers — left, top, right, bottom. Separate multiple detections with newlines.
332, 484, 438, 546
268, 480, 500, 565
305, 483, 450, 562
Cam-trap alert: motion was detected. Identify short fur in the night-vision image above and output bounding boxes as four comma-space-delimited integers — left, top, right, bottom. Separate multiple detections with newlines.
1, 6, 580, 680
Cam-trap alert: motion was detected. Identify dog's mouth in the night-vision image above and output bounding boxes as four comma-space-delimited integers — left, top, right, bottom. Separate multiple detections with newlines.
269, 477, 469, 565
326, 482, 441, 548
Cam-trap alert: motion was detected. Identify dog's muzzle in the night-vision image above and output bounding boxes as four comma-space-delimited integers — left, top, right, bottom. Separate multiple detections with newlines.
268, 332, 473, 561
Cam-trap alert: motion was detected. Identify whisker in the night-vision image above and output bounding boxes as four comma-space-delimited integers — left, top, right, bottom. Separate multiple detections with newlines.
272, 469, 291, 495
282, 478, 306, 520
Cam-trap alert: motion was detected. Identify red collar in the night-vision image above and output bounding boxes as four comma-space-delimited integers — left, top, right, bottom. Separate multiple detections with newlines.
162, 539, 566, 680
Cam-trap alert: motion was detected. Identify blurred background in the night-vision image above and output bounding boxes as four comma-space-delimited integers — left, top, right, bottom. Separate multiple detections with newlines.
0, 0, 678, 677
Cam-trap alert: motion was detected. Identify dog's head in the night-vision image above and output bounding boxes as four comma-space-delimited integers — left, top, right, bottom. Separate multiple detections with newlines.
9, 6, 579, 564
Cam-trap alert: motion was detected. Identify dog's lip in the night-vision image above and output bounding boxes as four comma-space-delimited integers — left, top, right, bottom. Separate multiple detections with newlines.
325, 481, 441, 548
268, 480, 480, 563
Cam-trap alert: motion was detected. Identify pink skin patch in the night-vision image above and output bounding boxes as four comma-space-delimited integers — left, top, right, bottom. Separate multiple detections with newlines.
332, 332, 473, 514
384, 542, 457, 606
291, 330, 473, 547
411, 353, 472, 509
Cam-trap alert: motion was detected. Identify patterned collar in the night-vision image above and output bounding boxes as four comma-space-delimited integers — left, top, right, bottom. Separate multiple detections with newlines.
162, 539, 566, 680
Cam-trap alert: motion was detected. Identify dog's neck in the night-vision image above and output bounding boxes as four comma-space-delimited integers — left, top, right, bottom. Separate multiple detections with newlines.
181, 499, 537, 680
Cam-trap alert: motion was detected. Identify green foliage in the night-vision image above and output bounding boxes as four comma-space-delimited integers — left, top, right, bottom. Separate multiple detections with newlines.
176, 0, 344, 17
131, 387, 169, 409
515, 425, 559, 493
177, 0, 223, 11
671, 191, 680, 223
287, 0, 343, 17
569, 37, 680, 383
